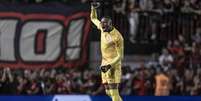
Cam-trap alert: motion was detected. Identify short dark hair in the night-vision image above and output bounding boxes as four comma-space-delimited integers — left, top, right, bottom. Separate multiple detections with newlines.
101, 16, 112, 25
102, 16, 112, 20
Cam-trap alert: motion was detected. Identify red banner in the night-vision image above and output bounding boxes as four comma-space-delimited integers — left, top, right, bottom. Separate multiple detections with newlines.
0, 3, 90, 68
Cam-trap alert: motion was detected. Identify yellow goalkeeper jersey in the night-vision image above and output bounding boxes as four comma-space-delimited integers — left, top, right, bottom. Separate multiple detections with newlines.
90, 7, 124, 67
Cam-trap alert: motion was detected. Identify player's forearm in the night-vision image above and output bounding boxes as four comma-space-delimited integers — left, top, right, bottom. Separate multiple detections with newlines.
1, 71, 6, 82
8, 72, 14, 82
90, 6, 101, 29
110, 49, 123, 67
110, 55, 121, 67
90, 6, 98, 21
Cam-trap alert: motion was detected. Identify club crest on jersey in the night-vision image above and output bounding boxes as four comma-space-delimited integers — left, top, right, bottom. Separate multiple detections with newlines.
105, 35, 113, 43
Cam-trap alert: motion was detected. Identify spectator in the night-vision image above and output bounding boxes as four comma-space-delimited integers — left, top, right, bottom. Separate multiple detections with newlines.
146, 53, 160, 68
183, 69, 194, 95
168, 40, 184, 55
16, 74, 29, 94
127, 0, 140, 43
191, 75, 201, 95
121, 66, 132, 95
191, 26, 201, 44
170, 0, 180, 12
181, 0, 192, 13
144, 67, 155, 95
0, 67, 15, 94
139, 0, 154, 11
113, 0, 126, 15
189, 42, 201, 69
154, 68, 171, 96
159, 48, 174, 71
131, 64, 146, 96
163, 0, 174, 12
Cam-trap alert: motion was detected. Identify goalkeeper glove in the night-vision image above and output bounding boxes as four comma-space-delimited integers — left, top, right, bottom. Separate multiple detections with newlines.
100, 64, 111, 73
91, 1, 100, 9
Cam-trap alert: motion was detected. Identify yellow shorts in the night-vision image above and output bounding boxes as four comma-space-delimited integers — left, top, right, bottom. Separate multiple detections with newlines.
101, 64, 122, 84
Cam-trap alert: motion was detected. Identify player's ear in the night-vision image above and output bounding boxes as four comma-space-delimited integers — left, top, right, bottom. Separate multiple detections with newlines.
108, 19, 112, 26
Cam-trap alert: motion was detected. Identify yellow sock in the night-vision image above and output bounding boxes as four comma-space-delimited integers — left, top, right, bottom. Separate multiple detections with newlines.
109, 89, 122, 101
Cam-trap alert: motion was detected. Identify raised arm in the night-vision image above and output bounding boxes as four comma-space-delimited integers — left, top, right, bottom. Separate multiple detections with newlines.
90, 6, 101, 29
6, 67, 14, 83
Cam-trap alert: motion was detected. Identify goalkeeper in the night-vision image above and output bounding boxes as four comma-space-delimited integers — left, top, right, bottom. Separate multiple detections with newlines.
90, 2, 124, 101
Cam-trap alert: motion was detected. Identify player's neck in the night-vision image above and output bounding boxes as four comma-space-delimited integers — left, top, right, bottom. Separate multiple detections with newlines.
107, 27, 114, 33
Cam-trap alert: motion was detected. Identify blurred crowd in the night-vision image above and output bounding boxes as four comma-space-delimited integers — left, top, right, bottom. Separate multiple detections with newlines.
0, 0, 200, 96
1, 37, 201, 96
2, 0, 201, 44
0, 54, 201, 96
109, 0, 201, 44
0, 67, 101, 95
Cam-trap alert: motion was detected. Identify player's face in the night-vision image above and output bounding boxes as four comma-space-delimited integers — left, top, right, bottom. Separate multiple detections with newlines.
101, 18, 112, 32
